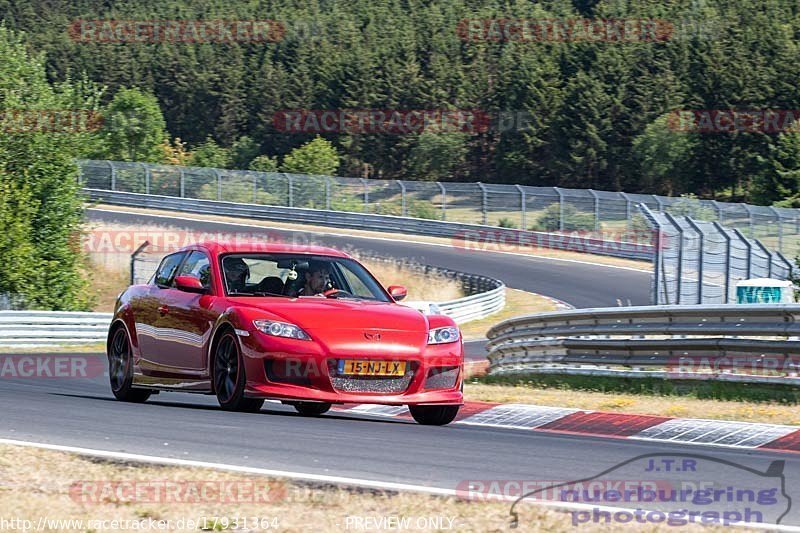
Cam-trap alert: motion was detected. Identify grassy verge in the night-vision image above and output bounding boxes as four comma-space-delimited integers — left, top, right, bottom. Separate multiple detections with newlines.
465, 376, 800, 425
459, 289, 557, 341
0, 444, 718, 532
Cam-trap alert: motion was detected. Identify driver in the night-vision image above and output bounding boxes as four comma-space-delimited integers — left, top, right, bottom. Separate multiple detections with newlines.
297, 261, 331, 296
224, 257, 250, 293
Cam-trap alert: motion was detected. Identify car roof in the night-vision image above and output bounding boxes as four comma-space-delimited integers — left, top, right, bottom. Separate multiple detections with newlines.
180, 240, 351, 258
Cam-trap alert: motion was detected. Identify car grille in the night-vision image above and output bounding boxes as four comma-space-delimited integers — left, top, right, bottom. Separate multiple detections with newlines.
327, 360, 416, 393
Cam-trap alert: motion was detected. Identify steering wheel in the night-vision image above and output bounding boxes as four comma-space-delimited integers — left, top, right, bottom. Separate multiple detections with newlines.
322, 287, 352, 298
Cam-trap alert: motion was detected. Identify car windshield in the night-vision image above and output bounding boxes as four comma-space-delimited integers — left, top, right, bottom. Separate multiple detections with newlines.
220, 254, 391, 302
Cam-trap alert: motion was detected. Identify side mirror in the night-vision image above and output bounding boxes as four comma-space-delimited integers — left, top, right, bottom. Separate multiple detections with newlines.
387, 285, 407, 301
174, 275, 207, 294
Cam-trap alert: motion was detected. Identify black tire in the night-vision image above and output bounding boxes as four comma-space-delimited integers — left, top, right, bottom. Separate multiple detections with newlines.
213, 330, 264, 413
108, 327, 151, 403
293, 402, 332, 416
409, 405, 460, 426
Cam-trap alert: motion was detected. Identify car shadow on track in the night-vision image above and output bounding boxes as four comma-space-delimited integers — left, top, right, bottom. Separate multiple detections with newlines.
49, 392, 414, 425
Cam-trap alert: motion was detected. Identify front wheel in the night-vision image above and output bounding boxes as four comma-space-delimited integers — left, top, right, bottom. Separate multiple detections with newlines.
213, 331, 264, 413
293, 402, 332, 416
108, 327, 151, 403
409, 405, 460, 426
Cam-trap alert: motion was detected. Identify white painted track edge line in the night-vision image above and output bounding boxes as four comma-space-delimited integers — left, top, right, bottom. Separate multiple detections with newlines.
0, 438, 791, 531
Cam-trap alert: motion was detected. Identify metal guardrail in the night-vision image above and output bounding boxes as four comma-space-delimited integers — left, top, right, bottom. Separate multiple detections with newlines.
84, 189, 653, 261
486, 304, 800, 385
0, 311, 113, 347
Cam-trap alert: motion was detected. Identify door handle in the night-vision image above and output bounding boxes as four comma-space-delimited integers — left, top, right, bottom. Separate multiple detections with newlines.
157, 305, 169, 315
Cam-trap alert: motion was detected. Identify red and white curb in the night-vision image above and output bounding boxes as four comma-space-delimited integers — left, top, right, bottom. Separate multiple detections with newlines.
333, 402, 800, 453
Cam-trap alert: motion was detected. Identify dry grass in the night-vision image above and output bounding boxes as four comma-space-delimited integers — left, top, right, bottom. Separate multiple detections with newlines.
458, 289, 558, 341
91, 204, 651, 271
464, 383, 800, 426
0, 444, 721, 532
358, 258, 464, 302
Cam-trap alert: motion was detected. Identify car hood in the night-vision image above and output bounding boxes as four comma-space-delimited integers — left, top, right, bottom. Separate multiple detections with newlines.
228, 297, 429, 332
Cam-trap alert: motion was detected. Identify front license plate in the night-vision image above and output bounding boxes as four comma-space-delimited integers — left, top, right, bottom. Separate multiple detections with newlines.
338, 359, 406, 376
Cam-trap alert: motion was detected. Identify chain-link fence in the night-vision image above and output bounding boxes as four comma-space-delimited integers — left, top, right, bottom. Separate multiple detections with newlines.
640, 205, 794, 305
78, 160, 800, 258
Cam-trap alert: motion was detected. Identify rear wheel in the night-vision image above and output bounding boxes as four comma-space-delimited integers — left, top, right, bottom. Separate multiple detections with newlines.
293, 402, 332, 417
108, 327, 151, 403
213, 331, 264, 413
409, 405, 460, 426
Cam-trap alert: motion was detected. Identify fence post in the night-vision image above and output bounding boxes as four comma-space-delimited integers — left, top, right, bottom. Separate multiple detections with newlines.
179, 168, 185, 198
253, 172, 258, 203
754, 240, 773, 278
130, 241, 150, 286
639, 204, 664, 304
477, 182, 487, 225
664, 212, 685, 305
286, 173, 293, 207
138, 162, 150, 195
743, 204, 755, 237
711, 200, 723, 224
438, 182, 447, 221
620, 192, 632, 229
777, 251, 794, 278
325, 177, 331, 210
214, 169, 221, 200
684, 217, 705, 304
110, 161, 117, 191
651, 194, 663, 212
770, 207, 784, 253
588, 189, 600, 231
712, 222, 732, 303
515, 184, 526, 229
554, 187, 564, 231
397, 180, 407, 217
361, 178, 368, 210
733, 229, 752, 279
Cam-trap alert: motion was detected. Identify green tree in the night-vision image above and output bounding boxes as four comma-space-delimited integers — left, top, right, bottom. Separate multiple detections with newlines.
281, 136, 340, 175
406, 132, 468, 181
188, 136, 232, 169
100, 88, 167, 162
632, 114, 696, 196
0, 26, 101, 310
249, 155, 279, 172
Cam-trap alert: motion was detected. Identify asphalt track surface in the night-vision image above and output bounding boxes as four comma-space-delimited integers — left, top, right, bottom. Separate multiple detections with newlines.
4, 208, 799, 527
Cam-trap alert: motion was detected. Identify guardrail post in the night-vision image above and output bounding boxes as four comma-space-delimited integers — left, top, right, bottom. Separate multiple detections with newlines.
684, 217, 705, 304
732, 229, 752, 279
712, 222, 732, 303
554, 187, 564, 231
130, 241, 150, 285
438, 182, 447, 220
477, 182, 487, 225
515, 184, 526, 229
397, 180, 407, 217
214, 169, 221, 200
588, 189, 600, 231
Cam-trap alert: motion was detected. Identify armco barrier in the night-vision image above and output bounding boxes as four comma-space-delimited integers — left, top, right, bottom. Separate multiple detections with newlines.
486, 304, 800, 385
84, 189, 653, 261
0, 311, 112, 347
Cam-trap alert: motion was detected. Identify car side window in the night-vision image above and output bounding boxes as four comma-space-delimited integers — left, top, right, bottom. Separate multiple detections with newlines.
153, 252, 186, 288
176, 251, 211, 289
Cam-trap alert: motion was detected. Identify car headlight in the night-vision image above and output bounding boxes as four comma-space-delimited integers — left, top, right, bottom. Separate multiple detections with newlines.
253, 319, 311, 341
427, 326, 460, 344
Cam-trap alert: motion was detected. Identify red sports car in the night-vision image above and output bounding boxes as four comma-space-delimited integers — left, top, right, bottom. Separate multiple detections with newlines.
106, 241, 464, 425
